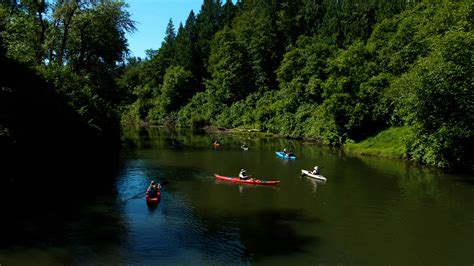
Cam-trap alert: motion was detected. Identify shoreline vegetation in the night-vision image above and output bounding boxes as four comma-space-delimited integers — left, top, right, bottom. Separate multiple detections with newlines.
0, 1, 132, 188
1, 0, 472, 172
118, 0, 472, 171
130, 124, 470, 174
125, 124, 408, 161
343, 127, 410, 159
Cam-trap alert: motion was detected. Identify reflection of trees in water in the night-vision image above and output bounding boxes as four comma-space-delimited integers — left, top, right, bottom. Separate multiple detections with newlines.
122, 127, 151, 149
352, 154, 446, 202
122, 127, 346, 157
398, 166, 445, 202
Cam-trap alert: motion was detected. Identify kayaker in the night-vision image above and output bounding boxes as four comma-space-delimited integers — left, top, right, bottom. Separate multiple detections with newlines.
311, 166, 320, 175
147, 181, 160, 198
239, 169, 250, 180
283, 148, 288, 154
147, 181, 155, 191
241, 143, 248, 149
148, 184, 159, 198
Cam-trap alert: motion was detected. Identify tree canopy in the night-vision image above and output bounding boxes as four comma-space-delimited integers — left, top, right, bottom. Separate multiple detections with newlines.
119, 0, 472, 170
2, 0, 472, 171
0, 0, 135, 183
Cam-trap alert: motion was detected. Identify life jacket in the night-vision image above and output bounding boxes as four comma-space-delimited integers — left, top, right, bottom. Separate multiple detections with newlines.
239, 172, 248, 179
148, 188, 158, 198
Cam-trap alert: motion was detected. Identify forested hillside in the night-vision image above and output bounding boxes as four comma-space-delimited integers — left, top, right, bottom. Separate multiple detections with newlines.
119, 0, 473, 170
1, 0, 472, 171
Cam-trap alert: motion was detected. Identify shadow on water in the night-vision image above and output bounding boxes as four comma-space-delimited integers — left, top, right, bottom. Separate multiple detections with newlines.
0, 144, 127, 265
177, 205, 322, 262
0, 64, 127, 262
453, 175, 474, 186
167, 171, 322, 260
94, 127, 474, 264
235, 208, 321, 260
147, 202, 160, 211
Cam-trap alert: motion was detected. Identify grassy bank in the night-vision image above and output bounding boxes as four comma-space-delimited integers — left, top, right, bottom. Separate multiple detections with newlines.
344, 127, 412, 159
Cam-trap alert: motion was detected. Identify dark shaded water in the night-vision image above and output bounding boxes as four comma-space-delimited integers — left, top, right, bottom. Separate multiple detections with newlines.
1, 128, 474, 265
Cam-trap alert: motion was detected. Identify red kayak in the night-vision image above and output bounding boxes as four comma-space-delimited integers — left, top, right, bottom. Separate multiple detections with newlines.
214, 174, 280, 185
146, 191, 161, 204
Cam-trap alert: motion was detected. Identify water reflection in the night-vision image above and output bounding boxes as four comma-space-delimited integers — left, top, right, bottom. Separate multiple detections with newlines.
4, 127, 473, 265
117, 127, 474, 265
237, 208, 321, 260
301, 175, 326, 193
349, 154, 446, 203
147, 203, 159, 213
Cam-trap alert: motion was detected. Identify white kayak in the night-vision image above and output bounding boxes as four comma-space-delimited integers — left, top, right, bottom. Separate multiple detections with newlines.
301, 170, 327, 182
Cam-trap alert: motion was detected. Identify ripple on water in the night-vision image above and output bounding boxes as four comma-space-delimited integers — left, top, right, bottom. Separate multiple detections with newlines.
122, 183, 249, 263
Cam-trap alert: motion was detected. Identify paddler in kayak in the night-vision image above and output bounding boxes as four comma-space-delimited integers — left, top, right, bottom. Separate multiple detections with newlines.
239, 169, 250, 180
147, 181, 160, 198
311, 166, 320, 175
147, 181, 155, 191
283, 148, 295, 157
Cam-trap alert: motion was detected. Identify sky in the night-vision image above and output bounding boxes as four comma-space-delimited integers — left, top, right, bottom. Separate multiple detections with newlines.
125, 0, 203, 59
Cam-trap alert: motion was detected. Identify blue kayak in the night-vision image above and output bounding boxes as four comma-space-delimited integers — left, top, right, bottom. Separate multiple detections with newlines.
275, 151, 296, 160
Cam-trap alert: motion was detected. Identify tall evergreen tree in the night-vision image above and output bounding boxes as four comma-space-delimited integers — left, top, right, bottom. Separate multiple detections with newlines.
161, 18, 176, 61
221, 0, 236, 27
233, 0, 280, 91
196, 0, 223, 72
183, 10, 205, 89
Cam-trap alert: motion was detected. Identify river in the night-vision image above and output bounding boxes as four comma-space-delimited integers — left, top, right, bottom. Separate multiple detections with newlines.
1, 127, 473, 265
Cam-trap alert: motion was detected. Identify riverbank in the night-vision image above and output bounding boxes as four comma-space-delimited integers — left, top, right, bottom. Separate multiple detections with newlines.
343, 127, 410, 159
202, 126, 274, 136
204, 125, 412, 160
128, 124, 409, 159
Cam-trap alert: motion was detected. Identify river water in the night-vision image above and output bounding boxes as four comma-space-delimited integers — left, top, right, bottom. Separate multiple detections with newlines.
1, 128, 473, 265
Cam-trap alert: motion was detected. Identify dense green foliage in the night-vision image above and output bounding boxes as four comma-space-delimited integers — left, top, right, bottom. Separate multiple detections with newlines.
0, 0, 134, 183
136, 0, 472, 169
119, 0, 473, 170
344, 127, 412, 159
1, 0, 467, 170
1, 0, 134, 137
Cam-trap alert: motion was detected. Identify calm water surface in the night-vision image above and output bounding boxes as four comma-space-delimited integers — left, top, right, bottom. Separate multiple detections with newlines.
1, 128, 473, 265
